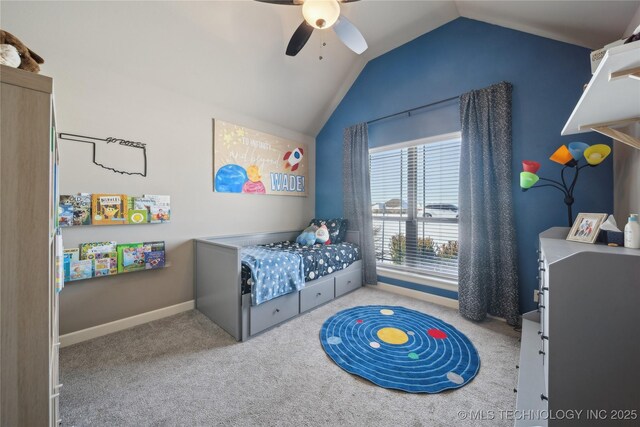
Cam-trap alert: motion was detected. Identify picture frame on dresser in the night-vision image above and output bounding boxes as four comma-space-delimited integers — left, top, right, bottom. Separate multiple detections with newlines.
566, 213, 607, 243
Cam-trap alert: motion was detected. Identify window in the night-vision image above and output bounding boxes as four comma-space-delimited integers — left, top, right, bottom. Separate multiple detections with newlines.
369, 132, 461, 280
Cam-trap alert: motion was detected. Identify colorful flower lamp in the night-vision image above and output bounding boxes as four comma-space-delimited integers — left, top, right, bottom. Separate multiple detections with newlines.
520, 142, 610, 226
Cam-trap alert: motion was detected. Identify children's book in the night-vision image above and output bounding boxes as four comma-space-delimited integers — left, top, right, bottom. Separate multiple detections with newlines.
80, 241, 117, 260
92, 194, 128, 225
117, 243, 146, 273
60, 194, 92, 226
69, 259, 93, 281
143, 241, 165, 252
133, 197, 156, 212
94, 258, 117, 276
59, 203, 74, 227
145, 251, 165, 269
72, 193, 92, 225
145, 195, 171, 223
63, 248, 80, 281
128, 209, 149, 224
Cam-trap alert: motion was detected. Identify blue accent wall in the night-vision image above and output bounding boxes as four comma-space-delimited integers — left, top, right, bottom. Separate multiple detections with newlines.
315, 18, 613, 314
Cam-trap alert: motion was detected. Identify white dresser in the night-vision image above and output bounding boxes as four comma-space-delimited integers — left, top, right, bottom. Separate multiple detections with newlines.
516, 227, 640, 426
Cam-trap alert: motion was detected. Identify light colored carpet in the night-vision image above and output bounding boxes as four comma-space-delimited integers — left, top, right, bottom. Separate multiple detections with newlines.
60, 286, 520, 426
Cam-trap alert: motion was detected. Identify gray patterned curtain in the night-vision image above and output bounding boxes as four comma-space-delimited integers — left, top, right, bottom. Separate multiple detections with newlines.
458, 82, 520, 326
344, 123, 377, 285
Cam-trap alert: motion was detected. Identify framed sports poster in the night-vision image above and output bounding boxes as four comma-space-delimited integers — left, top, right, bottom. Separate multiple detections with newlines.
212, 119, 308, 197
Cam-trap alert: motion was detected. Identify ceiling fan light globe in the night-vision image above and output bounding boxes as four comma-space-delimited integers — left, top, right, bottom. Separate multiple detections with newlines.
302, 0, 340, 29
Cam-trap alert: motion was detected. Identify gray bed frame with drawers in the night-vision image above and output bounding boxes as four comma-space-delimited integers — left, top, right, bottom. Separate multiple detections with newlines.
194, 230, 363, 341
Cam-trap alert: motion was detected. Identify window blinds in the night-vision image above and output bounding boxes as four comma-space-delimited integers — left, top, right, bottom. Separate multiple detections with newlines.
369, 134, 461, 279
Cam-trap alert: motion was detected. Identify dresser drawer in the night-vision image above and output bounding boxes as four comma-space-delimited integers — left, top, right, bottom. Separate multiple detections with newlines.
250, 291, 299, 336
335, 269, 362, 297
300, 277, 334, 313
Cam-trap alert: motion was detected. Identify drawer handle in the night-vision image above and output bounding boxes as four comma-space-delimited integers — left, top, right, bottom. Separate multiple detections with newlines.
347, 280, 351, 284
51, 393, 60, 399
516, 365, 519, 369
539, 305, 545, 309
539, 350, 545, 356
539, 267, 546, 272
540, 394, 548, 401
541, 335, 549, 340
513, 388, 517, 393
54, 383, 63, 389
274, 308, 280, 314
316, 292, 322, 297
542, 287, 549, 291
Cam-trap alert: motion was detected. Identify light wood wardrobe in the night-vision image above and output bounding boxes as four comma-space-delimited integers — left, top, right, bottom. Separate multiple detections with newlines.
1, 65, 61, 426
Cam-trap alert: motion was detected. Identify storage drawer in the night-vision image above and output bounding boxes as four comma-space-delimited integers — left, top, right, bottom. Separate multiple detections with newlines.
250, 291, 299, 336
335, 269, 362, 297
300, 277, 334, 313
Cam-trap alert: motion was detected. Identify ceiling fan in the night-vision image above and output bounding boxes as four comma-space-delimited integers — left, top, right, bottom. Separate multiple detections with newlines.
257, 0, 368, 56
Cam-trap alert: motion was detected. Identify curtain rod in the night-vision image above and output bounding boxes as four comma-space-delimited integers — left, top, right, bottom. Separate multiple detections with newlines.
366, 95, 460, 125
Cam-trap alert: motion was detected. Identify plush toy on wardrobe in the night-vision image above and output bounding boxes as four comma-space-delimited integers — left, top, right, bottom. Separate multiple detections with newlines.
0, 29, 44, 73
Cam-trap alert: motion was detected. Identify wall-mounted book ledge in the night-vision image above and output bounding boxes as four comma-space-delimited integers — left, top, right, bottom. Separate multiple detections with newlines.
59, 193, 170, 227
65, 241, 166, 282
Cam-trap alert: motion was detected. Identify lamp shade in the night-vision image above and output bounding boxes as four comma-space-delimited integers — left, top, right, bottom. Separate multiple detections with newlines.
302, 0, 340, 29
522, 160, 540, 173
549, 145, 576, 166
520, 171, 539, 189
583, 144, 611, 166
568, 142, 590, 161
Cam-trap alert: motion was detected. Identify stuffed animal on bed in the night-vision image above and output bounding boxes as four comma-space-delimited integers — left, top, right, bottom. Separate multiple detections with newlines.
296, 225, 318, 246
0, 30, 44, 73
315, 224, 331, 245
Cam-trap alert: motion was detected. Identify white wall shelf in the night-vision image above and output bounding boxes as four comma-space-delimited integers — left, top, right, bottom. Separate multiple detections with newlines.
68, 262, 170, 283
562, 41, 640, 149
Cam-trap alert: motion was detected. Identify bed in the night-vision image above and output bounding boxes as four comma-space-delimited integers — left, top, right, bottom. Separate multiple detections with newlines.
194, 230, 363, 341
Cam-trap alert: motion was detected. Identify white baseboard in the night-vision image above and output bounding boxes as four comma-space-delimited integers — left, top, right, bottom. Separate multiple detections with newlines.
373, 282, 459, 310
60, 300, 195, 348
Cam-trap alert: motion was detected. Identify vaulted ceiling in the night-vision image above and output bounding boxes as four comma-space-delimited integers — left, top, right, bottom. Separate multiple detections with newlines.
2, 1, 638, 137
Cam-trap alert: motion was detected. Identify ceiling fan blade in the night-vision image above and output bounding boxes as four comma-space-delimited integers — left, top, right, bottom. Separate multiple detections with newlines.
254, 0, 300, 5
333, 15, 367, 54
286, 21, 314, 56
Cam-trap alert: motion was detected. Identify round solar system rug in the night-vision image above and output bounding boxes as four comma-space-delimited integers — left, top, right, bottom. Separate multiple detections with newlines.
320, 306, 480, 393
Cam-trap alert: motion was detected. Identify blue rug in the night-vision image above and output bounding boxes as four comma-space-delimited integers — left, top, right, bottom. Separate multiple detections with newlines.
320, 305, 480, 393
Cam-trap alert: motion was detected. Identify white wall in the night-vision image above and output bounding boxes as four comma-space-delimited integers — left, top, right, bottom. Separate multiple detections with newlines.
614, 125, 640, 226
2, 2, 315, 334
615, 8, 640, 226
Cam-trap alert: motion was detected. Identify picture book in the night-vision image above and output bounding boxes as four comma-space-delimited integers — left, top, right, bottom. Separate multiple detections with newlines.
59, 202, 74, 227
128, 209, 149, 224
145, 251, 165, 269
145, 195, 171, 223
94, 257, 117, 276
63, 248, 80, 281
80, 241, 117, 260
60, 193, 92, 226
69, 259, 93, 281
72, 193, 92, 225
117, 243, 146, 273
91, 194, 128, 225
143, 241, 165, 253
133, 197, 156, 212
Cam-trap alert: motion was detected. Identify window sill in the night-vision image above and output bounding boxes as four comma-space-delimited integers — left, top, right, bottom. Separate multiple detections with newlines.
376, 266, 458, 293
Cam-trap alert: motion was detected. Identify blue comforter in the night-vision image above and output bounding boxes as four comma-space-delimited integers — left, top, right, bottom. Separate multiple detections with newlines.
240, 246, 305, 306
